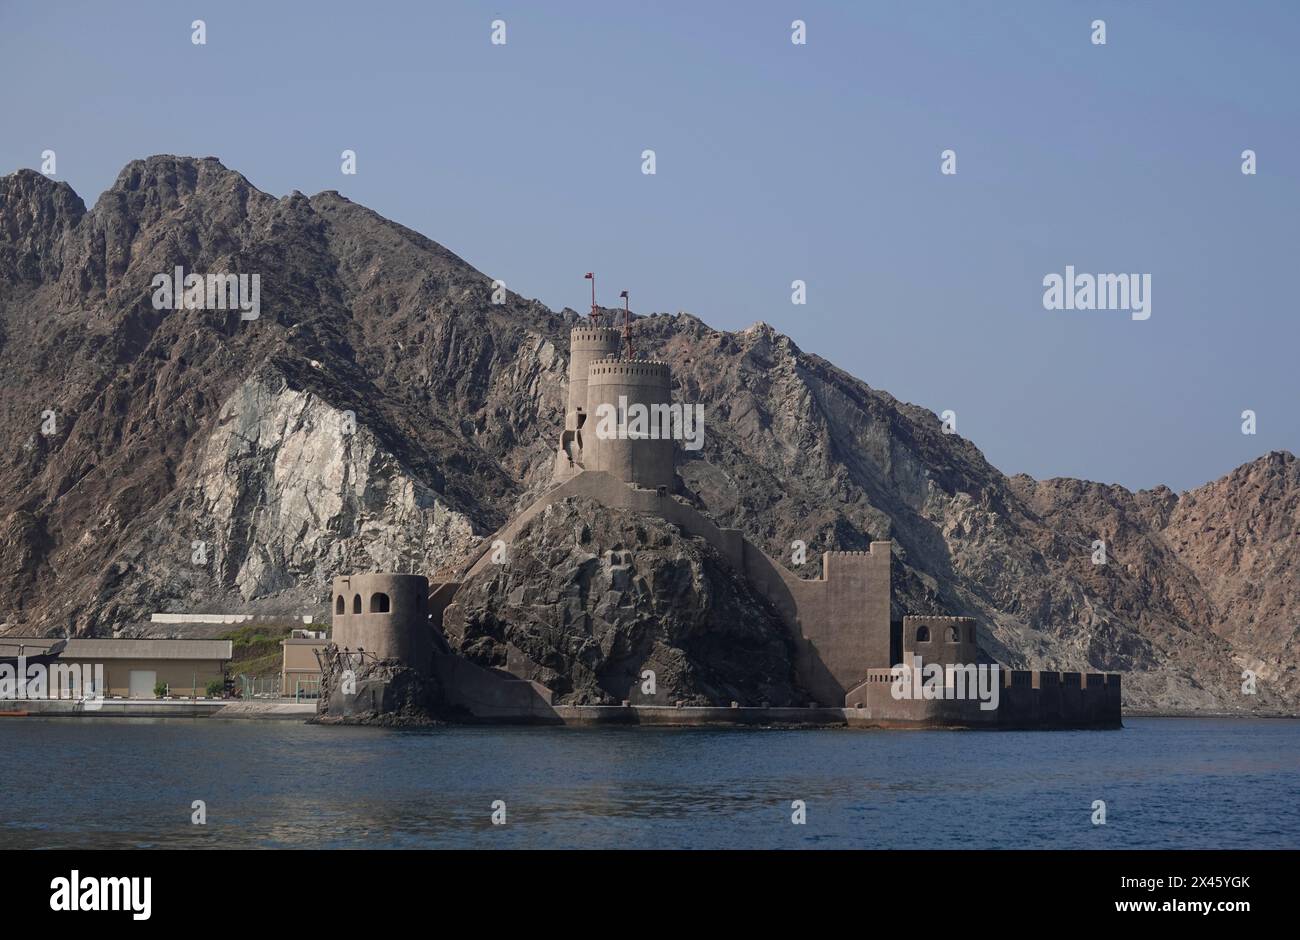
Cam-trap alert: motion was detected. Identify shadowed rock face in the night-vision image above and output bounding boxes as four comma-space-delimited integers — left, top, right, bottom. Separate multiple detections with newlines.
0, 155, 1295, 715
444, 497, 805, 707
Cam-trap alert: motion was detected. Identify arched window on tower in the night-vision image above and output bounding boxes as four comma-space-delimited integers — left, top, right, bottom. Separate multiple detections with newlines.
370, 592, 391, 614
353, 594, 362, 614
335, 595, 345, 615
916, 625, 930, 643
949, 626, 961, 643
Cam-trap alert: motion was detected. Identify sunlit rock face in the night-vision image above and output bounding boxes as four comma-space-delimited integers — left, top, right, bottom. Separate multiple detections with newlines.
194, 370, 479, 600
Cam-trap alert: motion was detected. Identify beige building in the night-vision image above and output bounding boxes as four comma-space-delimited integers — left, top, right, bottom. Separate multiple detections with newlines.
281, 631, 327, 698
2, 637, 232, 698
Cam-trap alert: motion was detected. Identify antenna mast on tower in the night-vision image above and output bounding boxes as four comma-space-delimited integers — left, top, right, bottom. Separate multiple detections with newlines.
584, 272, 601, 322
619, 290, 633, 359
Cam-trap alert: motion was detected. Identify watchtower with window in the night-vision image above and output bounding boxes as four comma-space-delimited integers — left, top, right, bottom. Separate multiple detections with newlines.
900, 615, 979, 668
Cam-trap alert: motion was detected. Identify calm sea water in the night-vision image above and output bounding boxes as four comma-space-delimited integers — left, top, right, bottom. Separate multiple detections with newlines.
1, 717, 1295, 849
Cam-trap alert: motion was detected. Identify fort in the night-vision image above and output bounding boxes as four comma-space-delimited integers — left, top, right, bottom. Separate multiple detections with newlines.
323, 292, 1121, 729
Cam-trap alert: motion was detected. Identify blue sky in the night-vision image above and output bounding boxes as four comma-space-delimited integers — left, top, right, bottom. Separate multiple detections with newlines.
2, 0, 1296, 492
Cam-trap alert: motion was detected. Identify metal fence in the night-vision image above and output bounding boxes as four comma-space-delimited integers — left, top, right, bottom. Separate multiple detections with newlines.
290, 677, 321, 701
237, 674, 321, 701
238, 675, 281, 699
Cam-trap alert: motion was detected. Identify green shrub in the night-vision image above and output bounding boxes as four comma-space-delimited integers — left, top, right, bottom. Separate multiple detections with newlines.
154, 681, 168, 699
205, 679, 225, 698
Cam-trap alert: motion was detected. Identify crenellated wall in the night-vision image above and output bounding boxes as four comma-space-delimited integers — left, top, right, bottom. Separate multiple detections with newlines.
843, 666, 1121, 728
994, 670, 1122, 728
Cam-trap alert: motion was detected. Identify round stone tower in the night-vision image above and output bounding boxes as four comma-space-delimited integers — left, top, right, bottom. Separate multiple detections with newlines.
330, 573, 431, 674
566, 325, 622, 431
583, 357, 675, 490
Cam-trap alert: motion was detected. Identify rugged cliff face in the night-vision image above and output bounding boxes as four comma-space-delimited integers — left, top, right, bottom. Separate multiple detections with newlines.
444, 496, 805, 706
0, 156, 1294, 714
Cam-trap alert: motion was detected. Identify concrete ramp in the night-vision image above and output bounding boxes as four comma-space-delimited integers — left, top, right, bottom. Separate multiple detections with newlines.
432, 653, 560, 722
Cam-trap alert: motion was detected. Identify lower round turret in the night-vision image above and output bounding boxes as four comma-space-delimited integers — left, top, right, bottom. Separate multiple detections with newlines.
330, 573, 431, 674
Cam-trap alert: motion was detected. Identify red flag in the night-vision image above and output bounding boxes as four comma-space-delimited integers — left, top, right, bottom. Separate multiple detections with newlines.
619, 290, 628, 298
584, 272, 593, 279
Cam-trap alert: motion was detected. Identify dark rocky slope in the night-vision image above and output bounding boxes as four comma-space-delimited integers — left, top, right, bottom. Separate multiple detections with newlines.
443, 496, 805, 706
0, 155, 1294, 714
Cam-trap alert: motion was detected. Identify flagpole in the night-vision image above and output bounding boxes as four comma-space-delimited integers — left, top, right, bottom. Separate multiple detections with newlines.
620, 290, 633, 359
584, 272, 600, 322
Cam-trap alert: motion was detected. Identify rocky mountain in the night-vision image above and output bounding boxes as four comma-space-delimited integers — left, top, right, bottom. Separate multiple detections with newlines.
0, 155, 1294, 714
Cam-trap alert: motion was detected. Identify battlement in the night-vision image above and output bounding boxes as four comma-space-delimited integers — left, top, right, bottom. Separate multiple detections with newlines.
822, 548, 890, 575
570, 325, 623, 343
824, 541, 891, 558
1002, 669, 1122, 690
846, 663, 1121, 728
995, 669, 1122, 728
820, 543, 892, 586
588, 357, 671, 378
856, 668, 902, 684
